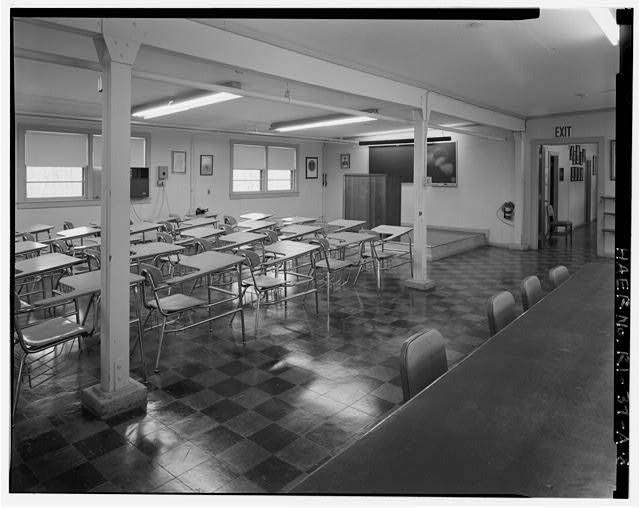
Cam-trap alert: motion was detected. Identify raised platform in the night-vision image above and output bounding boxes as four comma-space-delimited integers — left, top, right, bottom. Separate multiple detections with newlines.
426, 227, 487, 261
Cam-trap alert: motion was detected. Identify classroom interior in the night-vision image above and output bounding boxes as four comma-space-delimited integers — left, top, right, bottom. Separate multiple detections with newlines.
9, 10, 625, 498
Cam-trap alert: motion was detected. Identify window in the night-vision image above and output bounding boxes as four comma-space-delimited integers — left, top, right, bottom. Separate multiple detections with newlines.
92, 135, 147, 199
24, 131, 88, 200
232, 142, 297, 196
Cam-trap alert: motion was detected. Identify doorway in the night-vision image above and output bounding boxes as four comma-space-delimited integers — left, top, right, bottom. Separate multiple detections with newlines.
537, 142, 598, 249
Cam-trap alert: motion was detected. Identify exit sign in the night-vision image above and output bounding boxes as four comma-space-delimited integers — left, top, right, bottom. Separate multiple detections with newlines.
554, 126, 572, 138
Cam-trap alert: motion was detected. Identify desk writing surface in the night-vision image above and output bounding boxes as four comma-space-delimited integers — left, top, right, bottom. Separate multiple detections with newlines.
218, 232, 265, 243
179, 226, 225, 239
56, 226, 101, 239
59, 270, 144, 292
129, 242, 184, 260
295, 262, 615, 497
279, 216, 317, 225
25, 224, 53, 234
371, 225, 413, 239
237, 220, 276, 232
279, 224, 323, 237
15, 253, 82, 278
177, 251, 244, 273
180, 216, 219, 229
327, 219, 364, 229
129, 221, 162, 235
14, 241, 48, 256
263, 240, 319, 258
327, 231, 376, 247
239, 212, 273, 221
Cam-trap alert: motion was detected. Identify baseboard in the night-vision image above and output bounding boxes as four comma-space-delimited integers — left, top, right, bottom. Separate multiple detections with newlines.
487, 241, 530, 251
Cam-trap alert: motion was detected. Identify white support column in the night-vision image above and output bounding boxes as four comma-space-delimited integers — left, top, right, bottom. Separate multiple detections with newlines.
81, 32, 147, 419
513, 131, 526, 249
406, 93, 435, 291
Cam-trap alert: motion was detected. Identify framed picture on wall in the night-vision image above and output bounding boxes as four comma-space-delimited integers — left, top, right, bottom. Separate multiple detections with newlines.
305, 157, 319, 179
340, 153, 351, 169
200, 154, 214, 176
427, 141, 457, 186
171, 150, 187, 174
611, 140, 616, 180
559, 167, 564, 181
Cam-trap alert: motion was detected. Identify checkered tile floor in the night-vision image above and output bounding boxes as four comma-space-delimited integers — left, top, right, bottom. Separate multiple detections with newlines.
10, 223, 611, 493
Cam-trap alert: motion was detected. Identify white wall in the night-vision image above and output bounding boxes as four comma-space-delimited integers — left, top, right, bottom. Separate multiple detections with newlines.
325, 131, 517, 245
524, 109, 615, 253
15, 116, 324, 232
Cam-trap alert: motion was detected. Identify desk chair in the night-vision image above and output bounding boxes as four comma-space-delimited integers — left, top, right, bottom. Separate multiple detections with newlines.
140, 263, 208, 373
236, 249, 292, 335
310, 238, 353, 310
546, 204, 572, 246
63, 220, 74, 230
549, 265, 570, 289
224, 215, 238, 230
487, 291, 518, 336
520, 275, 543, 311
156, 232, 180, 276
400, 329, 448, 403
12, 293, 91, 423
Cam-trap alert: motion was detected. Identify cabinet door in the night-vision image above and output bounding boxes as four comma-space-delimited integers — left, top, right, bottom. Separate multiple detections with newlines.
344, 175, 371, 226
369, 175, 387, 228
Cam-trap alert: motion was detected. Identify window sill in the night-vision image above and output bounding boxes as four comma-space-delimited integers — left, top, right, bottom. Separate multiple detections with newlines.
17, 199, 103, 209
229, 191, 300, 200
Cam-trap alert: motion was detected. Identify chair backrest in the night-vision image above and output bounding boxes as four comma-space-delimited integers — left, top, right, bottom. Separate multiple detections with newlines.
520, 275, 543, 311
63, 220, 74, 230
224, 215, 237, 226
21, 233, 35, 242
487, 290, 518, 336
237, 248, 261, 271
194, 238, 218, 253
545, 204, 556, 224
140, 262, 163, 290
157, 232, 174, 244
549, 265, 570, 289
84, 249, 101, 271
161, 221, 175, 234
50, 239, 71, 254
400, 329, 448, 403
264, 230, 279, 244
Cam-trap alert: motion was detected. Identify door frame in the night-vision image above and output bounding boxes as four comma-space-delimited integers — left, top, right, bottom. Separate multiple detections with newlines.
528, 136, 604, 250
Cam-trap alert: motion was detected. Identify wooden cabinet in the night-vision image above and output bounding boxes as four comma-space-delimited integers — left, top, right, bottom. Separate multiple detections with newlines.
343, 174, 401, 229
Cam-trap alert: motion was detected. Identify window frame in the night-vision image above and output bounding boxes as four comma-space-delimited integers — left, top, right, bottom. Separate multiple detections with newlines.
229, 140, 299, 199
16, 123, 151, 208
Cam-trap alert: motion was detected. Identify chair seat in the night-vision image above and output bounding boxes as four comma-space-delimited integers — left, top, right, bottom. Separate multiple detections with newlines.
21, 317, 90, 351
242, 275, 287, 289
317, 258, 352, 272
150, 293, 207, 313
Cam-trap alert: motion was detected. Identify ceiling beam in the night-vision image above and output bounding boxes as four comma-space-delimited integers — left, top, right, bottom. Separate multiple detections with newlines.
24, 17, 526, 132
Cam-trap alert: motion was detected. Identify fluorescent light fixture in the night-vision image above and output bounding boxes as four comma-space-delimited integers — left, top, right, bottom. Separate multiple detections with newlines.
588, 8, 619, 45
272, 115, 376, 132
357, 128, 415, 137
132, 92, 242, 119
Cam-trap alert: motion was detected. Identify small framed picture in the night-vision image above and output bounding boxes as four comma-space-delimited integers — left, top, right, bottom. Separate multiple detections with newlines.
340, 153, 351, 169
611, 140, 616, 180
305, 157, 319, 179
200, 154, 214, 176
171, 150, 187, 174
559, 167, 564, 181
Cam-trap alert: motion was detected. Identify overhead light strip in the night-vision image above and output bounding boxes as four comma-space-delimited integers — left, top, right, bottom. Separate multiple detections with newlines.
132, 92, 242, 119
273, 115, 376, 132
588, 8, 619, 45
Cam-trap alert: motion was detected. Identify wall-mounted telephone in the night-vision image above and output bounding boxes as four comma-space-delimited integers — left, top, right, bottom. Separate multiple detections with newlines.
157, 166, 168, 187
501, 201, 515, 220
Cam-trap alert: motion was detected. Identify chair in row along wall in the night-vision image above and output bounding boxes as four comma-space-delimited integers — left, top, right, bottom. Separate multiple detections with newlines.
399, 329, 448, 403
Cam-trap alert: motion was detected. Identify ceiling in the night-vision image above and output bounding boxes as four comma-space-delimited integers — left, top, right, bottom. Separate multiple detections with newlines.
12, 11, 618, 141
